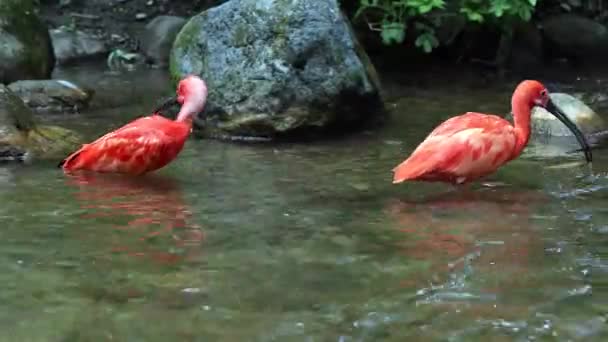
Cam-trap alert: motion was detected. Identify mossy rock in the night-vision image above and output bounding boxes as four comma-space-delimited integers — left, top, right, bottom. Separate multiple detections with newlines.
170, 0, 384, 140
0, 0, 55, 84
0, 84, 82, 161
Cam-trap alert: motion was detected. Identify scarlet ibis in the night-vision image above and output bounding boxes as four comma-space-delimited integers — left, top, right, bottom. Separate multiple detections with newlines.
59, 75, 207, 175
392, 80, 593, 185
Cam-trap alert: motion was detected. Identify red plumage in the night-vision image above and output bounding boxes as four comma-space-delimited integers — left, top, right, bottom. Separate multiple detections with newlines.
393, 112, 519, 184
392, 80, 591, 185
60, 75, 208, 175
60, 115, 191, 175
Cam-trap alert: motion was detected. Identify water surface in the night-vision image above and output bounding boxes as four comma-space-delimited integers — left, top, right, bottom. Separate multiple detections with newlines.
1, 65, 607, 341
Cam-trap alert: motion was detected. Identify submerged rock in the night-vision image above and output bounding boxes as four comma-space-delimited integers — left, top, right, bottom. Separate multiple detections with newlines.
0, 85, 83, 161
0, 0, 55, 84
8, 79, 94, 114
50, 27, 108, 66
170, 0, 384, 139
140, 15, 187, 67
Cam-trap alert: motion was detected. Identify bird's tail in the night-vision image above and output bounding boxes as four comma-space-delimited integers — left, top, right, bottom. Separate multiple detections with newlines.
392, 160, 420, 184
392, 150, 436, 184
58, 148, 83, 169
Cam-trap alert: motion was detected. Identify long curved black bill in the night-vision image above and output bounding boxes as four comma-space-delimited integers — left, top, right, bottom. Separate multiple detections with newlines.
152, 96, 178, 114
545, 99, 593, 163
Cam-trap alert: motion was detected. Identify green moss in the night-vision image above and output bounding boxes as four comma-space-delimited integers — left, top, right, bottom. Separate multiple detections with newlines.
169, 12, 208, 88
0, 0, 54, 81
0, 85, 36, 132
232, 24, 250, 46
0, 84, 83, 159
23, 125, 84, 159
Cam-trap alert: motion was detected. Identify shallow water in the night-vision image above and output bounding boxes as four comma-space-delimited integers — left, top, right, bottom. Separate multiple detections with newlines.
1, 65, 607, 341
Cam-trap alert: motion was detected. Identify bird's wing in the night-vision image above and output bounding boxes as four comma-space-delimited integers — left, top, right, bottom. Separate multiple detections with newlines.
60, 117, 182, 173
426, 112, 511, 138
393, 113, 517, 183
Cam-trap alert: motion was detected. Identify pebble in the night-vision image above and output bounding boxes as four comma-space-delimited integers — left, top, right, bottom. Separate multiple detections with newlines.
351, 182, 370, 191
111, 34, 126, 42
135, 13, 148, 21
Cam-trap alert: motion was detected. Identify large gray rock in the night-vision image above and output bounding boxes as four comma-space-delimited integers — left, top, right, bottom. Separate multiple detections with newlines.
8, 79, 94, 114
170, 0, 383, 138
50, 27, 108, 65
0, 0, 55, 84
140, 15, 187, 67
541, 14, 608, 62
0, 84, 83, 161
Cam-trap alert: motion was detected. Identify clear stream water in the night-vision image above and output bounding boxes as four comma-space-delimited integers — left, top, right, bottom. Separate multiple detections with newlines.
1, 65, 607, 341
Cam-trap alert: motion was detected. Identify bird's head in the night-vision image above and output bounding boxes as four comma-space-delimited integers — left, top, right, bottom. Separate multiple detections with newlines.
153, 75, 208, 122
176, 75, 208, 108
515, 80, 592, 163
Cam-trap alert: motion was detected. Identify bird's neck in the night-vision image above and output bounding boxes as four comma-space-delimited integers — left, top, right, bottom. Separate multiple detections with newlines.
511, 97, 532, 157
175, 102, 196, 124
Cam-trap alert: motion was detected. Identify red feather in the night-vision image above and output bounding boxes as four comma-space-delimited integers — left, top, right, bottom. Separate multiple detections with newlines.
393, 112, 520, 184
60, 116, 191, 175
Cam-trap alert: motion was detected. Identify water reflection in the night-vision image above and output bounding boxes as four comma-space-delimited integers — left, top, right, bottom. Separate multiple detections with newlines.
65, 173, 204, 265
386, 189, 546, 288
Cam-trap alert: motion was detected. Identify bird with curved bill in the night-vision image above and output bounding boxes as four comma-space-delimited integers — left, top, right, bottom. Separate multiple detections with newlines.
59, 75, 208, 175
392, 80, 593, 185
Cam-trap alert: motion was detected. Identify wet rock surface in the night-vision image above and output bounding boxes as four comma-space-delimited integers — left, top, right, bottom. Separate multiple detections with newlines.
39, 0, 222, 55
530, 93, 606, 138
170, 0, 384, 139
8, 79, 94, 114
140, 15, 187, 67
50, 27, 109, 65
0, 0, 55, 84
541, 14, 608, 63
0, 84, 83, 161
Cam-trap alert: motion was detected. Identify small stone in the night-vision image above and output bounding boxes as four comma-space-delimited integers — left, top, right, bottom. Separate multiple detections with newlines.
135, 13, 148, 21
8, 79, 94, 114
111, 34, 126, 42
50, 28, 108, 65
351, 183, 370, 191
331, 235, 354, 247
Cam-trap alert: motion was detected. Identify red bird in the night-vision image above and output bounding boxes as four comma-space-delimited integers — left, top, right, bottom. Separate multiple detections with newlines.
60, 75, 207, 175
392, 80, 592, 185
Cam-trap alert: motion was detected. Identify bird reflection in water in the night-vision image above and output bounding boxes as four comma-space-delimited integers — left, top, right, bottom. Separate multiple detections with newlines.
386, 189, 546, 289
65, 172, 204, 265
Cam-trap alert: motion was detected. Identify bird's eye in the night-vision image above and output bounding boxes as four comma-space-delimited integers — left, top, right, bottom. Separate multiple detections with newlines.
540, 89, 547, 97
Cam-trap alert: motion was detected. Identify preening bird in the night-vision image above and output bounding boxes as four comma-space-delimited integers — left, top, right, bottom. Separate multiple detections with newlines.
392, 80, 592, 185
59, 75, 207, 175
